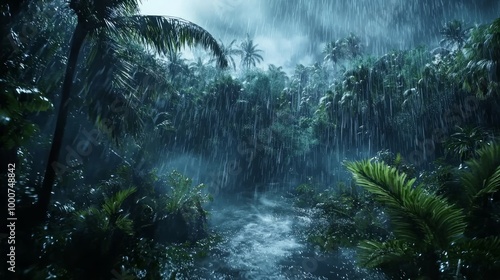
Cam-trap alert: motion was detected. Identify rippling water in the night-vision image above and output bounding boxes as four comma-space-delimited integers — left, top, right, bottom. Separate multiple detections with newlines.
184, 187, 386, 280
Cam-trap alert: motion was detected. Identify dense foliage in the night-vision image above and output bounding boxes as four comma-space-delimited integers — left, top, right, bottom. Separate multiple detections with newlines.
1, 0, 499, 278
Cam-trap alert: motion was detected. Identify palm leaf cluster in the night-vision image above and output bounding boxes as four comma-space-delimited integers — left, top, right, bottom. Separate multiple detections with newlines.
440, 20, 468, 49
81, 12, 229, 142
0, 80, 53, 149
444, 126, 492, 162
116, 15, 227, 68
76, 186, 137, 235
37, 165, 213, 278
323, 40, 345, 66
323, 33, 363, 66
346, 161, 466, 254
458, 18, 500, 98
39, 0, 228, 218
165, 170, 211, 213
83, 35, 145, 142
220, 39, 243, 70
462, 144, 500, 203
346, 143, 500, 278
461, 143, 500, 240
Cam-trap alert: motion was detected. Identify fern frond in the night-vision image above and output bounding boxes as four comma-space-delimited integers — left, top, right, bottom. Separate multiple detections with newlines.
357, 239, 414, 268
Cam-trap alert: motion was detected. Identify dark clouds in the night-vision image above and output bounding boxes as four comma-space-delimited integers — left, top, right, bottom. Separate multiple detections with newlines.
141, 0, 500, 71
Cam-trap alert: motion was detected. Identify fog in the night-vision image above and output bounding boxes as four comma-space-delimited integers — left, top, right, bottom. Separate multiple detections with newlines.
141, 0, 500, 72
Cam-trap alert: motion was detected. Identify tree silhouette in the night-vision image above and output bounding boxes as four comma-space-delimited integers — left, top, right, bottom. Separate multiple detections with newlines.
219, 39, 243, 70
440, 20, 468, 49
38, 0, 228, 222
239, 34, 264, 69
323, 39, 347, 67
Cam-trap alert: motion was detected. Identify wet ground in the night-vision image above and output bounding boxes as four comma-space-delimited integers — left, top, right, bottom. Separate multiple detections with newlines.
185, 187, 386, 280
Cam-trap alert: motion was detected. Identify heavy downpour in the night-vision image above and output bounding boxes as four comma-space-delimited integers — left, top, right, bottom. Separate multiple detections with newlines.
1, 0, 500, 279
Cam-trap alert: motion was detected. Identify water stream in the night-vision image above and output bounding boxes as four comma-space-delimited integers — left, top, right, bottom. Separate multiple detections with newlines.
186, 186, 386, 280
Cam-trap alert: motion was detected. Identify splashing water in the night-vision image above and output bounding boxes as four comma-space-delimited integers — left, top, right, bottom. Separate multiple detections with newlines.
184, 187, 386, 280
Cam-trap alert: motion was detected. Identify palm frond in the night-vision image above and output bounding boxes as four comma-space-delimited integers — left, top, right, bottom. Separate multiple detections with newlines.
115, 215, 134, 235
102, 187, 137, 216
71, 0, 141, 24
83, 32, 147, 142
346, 160, 466, 248
219, 39, 242, 70
461, 143, 500, 205
107, 0, 141, 16
114, 15, 228, 68
444, 126, 490, 161
75, 205, 110, 232
85, 28, 141, 92
165, 171, 209, 213
451, 236, 500, 266
357, 239, 414, 268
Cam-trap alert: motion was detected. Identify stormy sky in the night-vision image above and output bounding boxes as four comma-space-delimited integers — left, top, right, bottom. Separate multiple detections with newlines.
140, 0, 500, 72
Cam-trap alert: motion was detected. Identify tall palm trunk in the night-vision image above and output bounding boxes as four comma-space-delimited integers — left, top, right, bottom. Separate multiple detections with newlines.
38, 21, 88, 221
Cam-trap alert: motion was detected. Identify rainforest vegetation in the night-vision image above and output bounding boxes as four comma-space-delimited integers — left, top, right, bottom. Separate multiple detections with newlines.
1, 0, 499, 279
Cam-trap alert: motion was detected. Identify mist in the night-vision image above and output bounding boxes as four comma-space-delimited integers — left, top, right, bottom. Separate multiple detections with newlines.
141, 0, 500, 72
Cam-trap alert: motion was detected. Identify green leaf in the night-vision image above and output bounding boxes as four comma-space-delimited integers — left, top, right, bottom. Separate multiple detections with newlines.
102, 187, 137, 216
114, 15, 228, 68
357, 239, 414, 268
345, 160, 466, 248
461, 143, 500, 205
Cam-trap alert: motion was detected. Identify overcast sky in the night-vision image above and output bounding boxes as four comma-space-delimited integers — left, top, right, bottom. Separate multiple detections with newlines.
140, 0, 500, 73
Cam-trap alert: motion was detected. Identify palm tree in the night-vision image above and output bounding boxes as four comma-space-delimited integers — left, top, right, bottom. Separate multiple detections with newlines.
323, 39, 347, 67
440, 20, 468, 49
166, 49, 189, 83
267, 64, 289, 97
189, 56, 208, 74
323, 34, 362, 67
344, 33, 363, 59
219, 39, 242, 70
267, 64, 287, 77
189, 56, 213, 80
458, 18, 500, 100
239, 34, 264, 69
444, 126, 491, 162
38, 0, 228, 222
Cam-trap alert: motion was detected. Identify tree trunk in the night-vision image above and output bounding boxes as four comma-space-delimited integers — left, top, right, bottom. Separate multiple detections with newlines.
37, 21, 88, 221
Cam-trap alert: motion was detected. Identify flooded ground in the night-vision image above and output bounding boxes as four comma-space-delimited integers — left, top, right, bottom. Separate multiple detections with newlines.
187, 187, 386, 280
